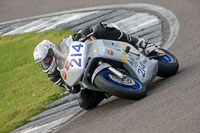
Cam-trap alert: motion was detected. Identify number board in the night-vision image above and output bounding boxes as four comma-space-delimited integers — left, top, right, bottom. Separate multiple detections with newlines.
137, 61, 147, 79
68, 42, 85, 69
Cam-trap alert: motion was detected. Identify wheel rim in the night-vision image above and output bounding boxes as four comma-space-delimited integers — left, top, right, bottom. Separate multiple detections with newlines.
101, 71, 142, 90
109, 73, 135, 86
154, 53, 174, 63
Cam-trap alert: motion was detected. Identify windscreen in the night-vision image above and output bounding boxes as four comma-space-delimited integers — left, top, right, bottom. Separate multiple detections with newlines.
54, 36, 72, 70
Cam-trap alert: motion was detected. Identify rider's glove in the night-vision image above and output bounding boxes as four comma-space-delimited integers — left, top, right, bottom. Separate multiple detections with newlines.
136, 38, 149, 49
80, 26, 93, 38
62, 83, 80, 94
70, 85, 81, 94
136, 38, 151, 54
73, 33, 82, 41
73, 27, 93, 41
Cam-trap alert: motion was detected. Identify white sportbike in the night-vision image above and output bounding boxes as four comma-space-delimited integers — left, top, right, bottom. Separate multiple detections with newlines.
56, 34, 179, 100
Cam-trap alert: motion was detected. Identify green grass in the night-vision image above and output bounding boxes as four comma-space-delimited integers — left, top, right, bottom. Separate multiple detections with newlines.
0, 30, 74, 133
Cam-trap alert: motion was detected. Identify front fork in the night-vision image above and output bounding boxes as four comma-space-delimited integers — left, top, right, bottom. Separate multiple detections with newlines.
91, 61, 127, 84
107, 67, 125, 79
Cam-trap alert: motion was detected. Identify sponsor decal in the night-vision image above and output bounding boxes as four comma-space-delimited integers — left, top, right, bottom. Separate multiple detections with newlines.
62, 72, 67, 80
137, 61, 147, 79
69, 43, 85, 68
93, 48, 98, 52
106, 49, 114, 55
121, 56, 126, 62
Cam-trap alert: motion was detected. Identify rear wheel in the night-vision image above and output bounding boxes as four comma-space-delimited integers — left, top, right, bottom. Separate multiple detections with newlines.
154, 49, 179, 77
94, 70, 146, 100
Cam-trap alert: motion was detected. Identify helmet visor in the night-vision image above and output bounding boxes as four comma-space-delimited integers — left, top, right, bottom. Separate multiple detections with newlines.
38, 49, 53, 71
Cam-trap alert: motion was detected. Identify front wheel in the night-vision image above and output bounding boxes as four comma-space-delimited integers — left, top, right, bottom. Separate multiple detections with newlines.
94, 70, 146, 100
153, 49, 179, 77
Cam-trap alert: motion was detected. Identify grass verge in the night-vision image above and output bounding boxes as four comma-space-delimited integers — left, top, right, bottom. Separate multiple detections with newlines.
0, 30, 74, 133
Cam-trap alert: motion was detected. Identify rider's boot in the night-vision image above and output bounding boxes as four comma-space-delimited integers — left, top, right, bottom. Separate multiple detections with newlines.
135, 38, 150, 53
135, 38, 148, 49
118, 32, 149, 51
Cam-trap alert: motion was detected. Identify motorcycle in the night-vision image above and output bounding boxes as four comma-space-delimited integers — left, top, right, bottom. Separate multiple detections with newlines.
56, 33, 179, 100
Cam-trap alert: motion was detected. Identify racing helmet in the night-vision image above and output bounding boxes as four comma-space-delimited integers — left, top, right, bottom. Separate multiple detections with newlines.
33, 40, 57, 74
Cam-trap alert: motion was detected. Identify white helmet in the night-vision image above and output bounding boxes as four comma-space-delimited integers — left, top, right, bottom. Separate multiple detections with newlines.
33, 40, 57, 74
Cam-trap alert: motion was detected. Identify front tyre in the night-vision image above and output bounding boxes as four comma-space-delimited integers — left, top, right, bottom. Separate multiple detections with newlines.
94, 70, 146, 100
154, 49, 179, 77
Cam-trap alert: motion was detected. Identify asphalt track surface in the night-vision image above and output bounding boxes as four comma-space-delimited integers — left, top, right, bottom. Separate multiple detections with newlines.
1, 0, 200, 133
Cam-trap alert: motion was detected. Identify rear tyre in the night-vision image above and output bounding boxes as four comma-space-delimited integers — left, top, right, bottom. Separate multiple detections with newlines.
94, 70, 146, 100
154, 49, 179, 77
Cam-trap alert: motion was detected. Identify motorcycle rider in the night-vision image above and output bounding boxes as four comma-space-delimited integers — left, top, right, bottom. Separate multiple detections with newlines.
33, 22, 149, 110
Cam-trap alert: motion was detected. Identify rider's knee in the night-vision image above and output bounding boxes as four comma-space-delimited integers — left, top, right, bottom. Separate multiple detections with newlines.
78, 89, 105, 110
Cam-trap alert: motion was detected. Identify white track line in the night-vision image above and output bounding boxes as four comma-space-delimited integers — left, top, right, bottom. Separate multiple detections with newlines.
0, 3, 179, 49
